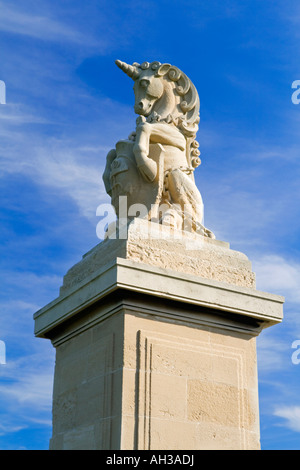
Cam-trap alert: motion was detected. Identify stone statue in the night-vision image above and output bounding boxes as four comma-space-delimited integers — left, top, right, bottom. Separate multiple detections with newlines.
103, 60, 214, 238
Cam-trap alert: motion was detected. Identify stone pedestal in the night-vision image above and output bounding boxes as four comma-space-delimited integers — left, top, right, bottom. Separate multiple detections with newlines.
34, 220, 283, 450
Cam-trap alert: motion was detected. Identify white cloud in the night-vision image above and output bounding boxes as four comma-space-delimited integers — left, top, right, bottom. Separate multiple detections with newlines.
256, 332, 288, 372
253, 255, 300, 303
0, 361, 54, 444
0, 300, 41, 328
0, 271, 62, 300
0, 95, 132, 222
0, 369, 53, 410
0, 329, 55, 442
0, 1, 96, 45
0, 123, 109, 221
0, 423, 25, 437
274, 406, 300, 433
32, 145, 108, 220
0, 103, 49, 125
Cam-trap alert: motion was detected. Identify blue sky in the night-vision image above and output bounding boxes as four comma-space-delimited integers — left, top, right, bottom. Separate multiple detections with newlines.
0, 0, 300, 450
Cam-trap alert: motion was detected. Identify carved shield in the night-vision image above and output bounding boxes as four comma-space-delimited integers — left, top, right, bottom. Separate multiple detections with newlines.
109, 139, 165, 221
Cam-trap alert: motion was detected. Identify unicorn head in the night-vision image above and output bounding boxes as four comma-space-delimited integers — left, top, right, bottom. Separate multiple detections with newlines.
115, 60, 200, 136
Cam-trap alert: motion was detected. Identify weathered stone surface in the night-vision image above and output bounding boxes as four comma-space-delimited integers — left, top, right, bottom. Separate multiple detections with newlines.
126, 317, 261, 450
60, 219, 255, 295
46, 306, 264, 450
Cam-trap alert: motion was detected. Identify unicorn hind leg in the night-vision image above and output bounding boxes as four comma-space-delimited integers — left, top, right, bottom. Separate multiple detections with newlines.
164, 169, 215, 238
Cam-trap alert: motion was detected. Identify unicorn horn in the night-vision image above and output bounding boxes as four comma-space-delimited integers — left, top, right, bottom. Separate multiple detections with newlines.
115, 60, 140, 80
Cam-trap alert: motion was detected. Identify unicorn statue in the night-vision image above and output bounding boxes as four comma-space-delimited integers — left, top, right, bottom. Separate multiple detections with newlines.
103, 59, 214, 238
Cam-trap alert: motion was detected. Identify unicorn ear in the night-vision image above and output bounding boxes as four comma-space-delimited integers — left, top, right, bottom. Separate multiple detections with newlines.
115, 60, 140, 80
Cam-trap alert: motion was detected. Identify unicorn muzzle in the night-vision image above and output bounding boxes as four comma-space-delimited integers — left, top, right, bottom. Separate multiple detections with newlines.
134, 100, 152, 114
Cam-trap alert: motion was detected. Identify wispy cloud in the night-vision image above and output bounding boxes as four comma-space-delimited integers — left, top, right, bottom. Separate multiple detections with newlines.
0, 294, 55, 445
253, 255, 300, 303
0, 116, 109, 221
32, 145, 107, 220
0, 423, 25, 437
0, 103, 49, 125
274, 406, 300, 433
0, 355, 54, 444
0, 1, 97, 45
0, 368, 53, 410
257, 332, 288, 372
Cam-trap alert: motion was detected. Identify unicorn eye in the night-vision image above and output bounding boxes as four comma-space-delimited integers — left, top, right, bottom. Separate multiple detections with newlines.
139, 79, 150, 88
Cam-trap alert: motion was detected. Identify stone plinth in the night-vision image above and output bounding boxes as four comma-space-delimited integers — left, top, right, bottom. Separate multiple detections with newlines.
60, 218, 256, 294
34, 221, 284, 450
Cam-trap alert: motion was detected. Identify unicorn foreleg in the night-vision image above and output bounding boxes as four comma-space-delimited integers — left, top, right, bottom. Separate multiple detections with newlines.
133, 122, 157, 182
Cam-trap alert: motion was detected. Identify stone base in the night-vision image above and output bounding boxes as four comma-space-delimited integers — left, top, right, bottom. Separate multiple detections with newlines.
60, 218, 256, 295
34, 222, 283, 450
